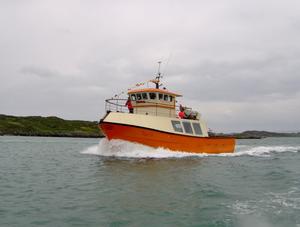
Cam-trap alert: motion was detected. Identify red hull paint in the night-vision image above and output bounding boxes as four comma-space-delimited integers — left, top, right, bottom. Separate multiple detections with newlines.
99, 122, 235, 154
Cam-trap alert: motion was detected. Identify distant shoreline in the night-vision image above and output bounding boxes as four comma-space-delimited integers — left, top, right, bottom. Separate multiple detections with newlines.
0, 114, 103, 138
214, 130, 300, 139
1, 114, 299, 139
0, 134, 104, 139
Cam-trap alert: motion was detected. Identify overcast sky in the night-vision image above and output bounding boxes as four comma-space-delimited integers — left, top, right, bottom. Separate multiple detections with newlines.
1, 0, 300, 132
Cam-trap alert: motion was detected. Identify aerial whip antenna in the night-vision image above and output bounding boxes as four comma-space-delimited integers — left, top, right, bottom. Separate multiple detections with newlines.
155, 61, 162, 89
162, 52, 172, 76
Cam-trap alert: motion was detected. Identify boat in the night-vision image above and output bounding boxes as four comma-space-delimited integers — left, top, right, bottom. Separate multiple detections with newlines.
99, 63, 235, 154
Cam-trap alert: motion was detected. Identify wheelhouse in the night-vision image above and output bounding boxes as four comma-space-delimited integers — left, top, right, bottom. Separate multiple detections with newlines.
128, 88, 181, 118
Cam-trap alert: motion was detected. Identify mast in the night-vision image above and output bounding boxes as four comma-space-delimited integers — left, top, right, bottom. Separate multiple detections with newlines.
155, 61, 162, 89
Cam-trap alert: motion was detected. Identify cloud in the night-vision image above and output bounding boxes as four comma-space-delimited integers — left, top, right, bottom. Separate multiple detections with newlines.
1, 0, 300, 132
20, 66, 60, 78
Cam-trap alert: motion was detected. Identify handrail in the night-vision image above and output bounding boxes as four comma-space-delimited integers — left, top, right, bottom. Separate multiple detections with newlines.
105, 98, 178, 113
104, 98, 199, 119
105, 98, 127, 107
105, 98, 128, 113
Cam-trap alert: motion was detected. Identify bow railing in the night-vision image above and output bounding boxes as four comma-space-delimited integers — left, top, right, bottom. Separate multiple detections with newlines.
105, 98, 129, 113
104, 98, 200, 119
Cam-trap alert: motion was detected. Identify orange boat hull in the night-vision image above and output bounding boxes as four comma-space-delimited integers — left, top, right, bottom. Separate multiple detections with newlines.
99, 122, 235, 154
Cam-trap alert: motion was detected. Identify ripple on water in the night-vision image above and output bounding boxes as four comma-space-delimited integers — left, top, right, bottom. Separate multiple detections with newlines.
1, 136, 300, 227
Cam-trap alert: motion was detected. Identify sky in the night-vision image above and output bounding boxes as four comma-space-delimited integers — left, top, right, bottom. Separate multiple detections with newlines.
1, 0, 300, 132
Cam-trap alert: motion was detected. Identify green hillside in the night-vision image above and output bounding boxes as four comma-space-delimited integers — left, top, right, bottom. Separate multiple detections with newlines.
0, 114, 103, 138
217, 130, 300, 139
1, 114, 299, 139
233, 130, 300, 139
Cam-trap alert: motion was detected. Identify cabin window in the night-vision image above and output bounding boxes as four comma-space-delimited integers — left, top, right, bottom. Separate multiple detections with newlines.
131, 94, 136, 101
136, 93, 142, 100
182, 121, 193, 134
164, 94, 169, 101
171, 120, 183, 133
169, 96, 173, 102
149, 93, 156, 100
142, 93, 148, 100
159, 93, 163, 100
192, 123, 202, 135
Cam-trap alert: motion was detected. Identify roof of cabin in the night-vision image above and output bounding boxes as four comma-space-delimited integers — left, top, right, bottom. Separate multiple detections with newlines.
128, 88, 182, 97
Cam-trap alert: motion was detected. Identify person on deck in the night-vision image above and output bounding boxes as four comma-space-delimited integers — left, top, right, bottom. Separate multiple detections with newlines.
178, 105, 186, 119
125, 97, 134, 113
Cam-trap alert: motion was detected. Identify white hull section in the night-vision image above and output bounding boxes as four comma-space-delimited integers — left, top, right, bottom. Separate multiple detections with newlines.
103, 112, 209, 137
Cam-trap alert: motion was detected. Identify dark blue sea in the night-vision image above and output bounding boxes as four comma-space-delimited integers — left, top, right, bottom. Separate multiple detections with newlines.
1, 136, 300, 227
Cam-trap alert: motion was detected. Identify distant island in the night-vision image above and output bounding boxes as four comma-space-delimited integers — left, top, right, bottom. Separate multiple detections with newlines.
212, 131, 300, 139
0, 114, 103, 138
0, 114, 299, 139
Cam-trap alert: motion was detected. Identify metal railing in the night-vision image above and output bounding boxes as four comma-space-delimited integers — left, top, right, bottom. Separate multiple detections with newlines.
105, 98, 129, 113
105, 98, 177, 117
104, 98, 200, 119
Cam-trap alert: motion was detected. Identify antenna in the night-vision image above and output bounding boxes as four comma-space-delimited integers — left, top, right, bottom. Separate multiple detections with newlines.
155, 61, 162, 89
157, 61, 162, 77
162, 52, 172, 76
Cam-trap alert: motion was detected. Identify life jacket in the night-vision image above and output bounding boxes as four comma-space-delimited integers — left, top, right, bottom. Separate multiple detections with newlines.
179, 111, 185, 119
126, 100, 133, 109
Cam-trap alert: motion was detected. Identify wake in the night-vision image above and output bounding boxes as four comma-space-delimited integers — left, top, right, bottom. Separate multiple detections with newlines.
80, 139, 300, 159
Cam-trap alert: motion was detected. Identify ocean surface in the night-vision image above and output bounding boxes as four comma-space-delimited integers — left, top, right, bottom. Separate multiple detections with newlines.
1, 136, 300, 227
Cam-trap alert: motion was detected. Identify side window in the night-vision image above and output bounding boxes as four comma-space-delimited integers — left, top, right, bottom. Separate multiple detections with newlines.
171, 120, 183, 132
142, 93, 148, 100
159, 93, 163, 100
169, 96, 173, 102
192, 123, 202, 135
131, 94, 136, 101
149, 93, 156, 100
182, 121, 193, 134
164, 94, 169, 101
136, 93, 142, 100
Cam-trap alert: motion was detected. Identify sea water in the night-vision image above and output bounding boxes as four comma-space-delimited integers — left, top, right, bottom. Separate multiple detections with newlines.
1, 136, 300, 227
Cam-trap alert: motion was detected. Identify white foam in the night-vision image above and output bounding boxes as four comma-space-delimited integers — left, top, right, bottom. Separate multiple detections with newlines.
231, 187, 300, 216
80, 139, 300, 159
81, 139, 191, 158
234, 145, 300, 157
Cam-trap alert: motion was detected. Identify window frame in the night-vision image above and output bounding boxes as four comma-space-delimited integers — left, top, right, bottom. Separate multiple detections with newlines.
130, 94, 136, 101
159, 93, 163, 100
149, 92, 157, 100
142, 93, 148, 100
136, 93, 142, 100
164, 94, 169, 101
182, 121, 193, 134
192, 122, 202, 135
171, 120, 184, 133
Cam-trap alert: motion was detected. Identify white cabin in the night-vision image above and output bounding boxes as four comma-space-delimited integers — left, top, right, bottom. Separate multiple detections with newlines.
128, 88, 181, 118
